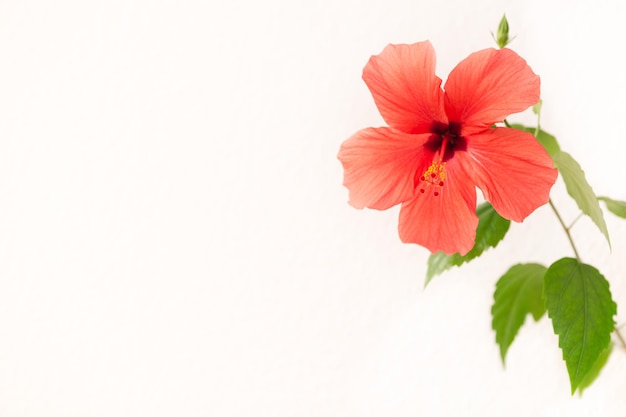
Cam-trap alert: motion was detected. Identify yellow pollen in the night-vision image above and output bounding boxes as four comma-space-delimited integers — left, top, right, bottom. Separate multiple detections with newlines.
418, 160, 446, 197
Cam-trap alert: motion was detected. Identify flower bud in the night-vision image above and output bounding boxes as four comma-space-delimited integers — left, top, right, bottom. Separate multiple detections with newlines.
494, 14, 511, 49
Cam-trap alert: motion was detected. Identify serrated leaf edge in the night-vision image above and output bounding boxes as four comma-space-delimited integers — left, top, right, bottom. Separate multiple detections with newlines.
492, 264, 546, 363
544, 259, 616, 393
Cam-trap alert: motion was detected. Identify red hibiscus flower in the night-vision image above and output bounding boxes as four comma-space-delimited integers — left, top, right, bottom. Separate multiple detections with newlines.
338, 41, 557, 255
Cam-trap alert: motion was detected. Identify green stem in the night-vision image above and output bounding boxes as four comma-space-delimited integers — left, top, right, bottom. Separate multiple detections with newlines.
568, 212, 583, 230
534, 113, 541, 137
549, 199, 581, 261
614, 326, 626, 352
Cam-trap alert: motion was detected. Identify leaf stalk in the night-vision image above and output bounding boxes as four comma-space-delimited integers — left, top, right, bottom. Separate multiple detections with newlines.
548, 199, 581, 262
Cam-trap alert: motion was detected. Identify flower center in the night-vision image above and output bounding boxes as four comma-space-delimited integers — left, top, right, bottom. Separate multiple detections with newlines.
416, 122, 466, 197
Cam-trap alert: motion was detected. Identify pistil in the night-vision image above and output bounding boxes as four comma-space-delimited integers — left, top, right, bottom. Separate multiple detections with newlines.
418, 137, 448, 197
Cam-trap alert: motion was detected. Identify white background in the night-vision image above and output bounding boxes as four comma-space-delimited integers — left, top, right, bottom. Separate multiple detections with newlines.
1, 0, 625, 415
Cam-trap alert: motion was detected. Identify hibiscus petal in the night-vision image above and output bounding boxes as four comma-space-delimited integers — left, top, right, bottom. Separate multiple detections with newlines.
338, 127, 434, 210
363, 42, 447, 134
460, 128, 557, 222
444, 48, 540, 134
398, 159, 478, 255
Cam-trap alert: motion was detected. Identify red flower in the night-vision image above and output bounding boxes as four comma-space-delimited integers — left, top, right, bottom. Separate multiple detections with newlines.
338, 42, 557, 255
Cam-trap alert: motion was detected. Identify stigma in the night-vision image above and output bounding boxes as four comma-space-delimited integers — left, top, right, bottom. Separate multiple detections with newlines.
418, 159, 446, 197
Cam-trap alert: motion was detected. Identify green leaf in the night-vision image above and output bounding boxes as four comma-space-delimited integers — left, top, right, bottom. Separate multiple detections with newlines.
425, 202, 510, 285
491, 263, 547, 363
544, 258, 616, 393
577, 343, 613, 396
510, 124, 561, 157
552, 151, 610, 247
598, 196, 626, 219
534, 129, 561, 158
